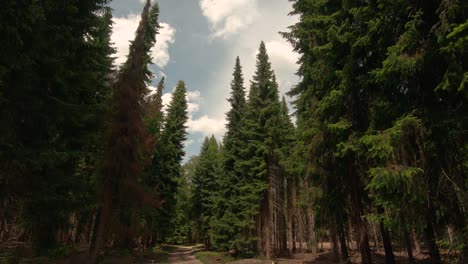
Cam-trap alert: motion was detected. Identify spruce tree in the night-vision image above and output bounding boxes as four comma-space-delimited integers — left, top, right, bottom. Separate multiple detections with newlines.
91, 0, 161, 258
140, 76, 166, 246
0, 0, 114, 250
211, 57, 247, 251
191, 136, 222, 248
284, 0, 467, 263
237, 42, 283, 257
152, 80, 189, 241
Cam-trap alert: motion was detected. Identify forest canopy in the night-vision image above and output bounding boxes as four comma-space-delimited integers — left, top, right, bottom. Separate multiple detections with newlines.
0, 0, 466, 264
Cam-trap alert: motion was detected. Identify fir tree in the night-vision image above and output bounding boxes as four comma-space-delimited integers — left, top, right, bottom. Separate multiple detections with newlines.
191, 136, 222, 248
152, 80, 189, 241
237, 42, 284, 257
0, 0, 114, 251
211, 57, 247, 251
91, 0, 161, 259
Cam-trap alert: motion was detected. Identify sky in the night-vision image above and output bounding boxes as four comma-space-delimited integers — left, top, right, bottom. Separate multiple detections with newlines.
110, 0, 299, 161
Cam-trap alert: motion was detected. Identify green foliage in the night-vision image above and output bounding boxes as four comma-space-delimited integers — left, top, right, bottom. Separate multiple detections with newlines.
285, 0, 467, 261
151, 80, 189, 241
191, 136, 223, 245
0, 0, 114, 250
211, 58, 247, 251
167, 162, 194, 244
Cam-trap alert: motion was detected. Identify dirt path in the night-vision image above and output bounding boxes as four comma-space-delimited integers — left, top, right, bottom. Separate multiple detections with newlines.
167, 245, 203, 264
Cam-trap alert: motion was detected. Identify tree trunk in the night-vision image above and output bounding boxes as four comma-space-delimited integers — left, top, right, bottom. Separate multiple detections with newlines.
379, 220, 395, 264
330, 225, 340, 261
403, 229, 415, 263
296, 203, 305, 253
305, 181, 317, 257
411, 230, 421, 255
256, 213, 263, 256
377, 207, 394, 264
348, 157, 372, 264
337, 220, 349, 263
287, 196, 294, 254
424, 218, 441, 264
89, 183, 112, 263
288, 179, 297, 254
265, 190, 272, 259
372, 221, 380, 250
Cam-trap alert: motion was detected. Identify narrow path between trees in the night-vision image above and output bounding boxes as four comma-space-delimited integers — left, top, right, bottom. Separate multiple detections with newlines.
167, 245, 204, 264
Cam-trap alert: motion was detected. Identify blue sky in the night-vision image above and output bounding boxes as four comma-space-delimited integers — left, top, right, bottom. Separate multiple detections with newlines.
110, 0, 299, 161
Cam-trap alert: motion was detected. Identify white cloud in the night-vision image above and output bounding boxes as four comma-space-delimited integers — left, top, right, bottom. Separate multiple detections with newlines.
152, 23, 176, 68
184, 139, 195, 147
162, 89, 202, 114
112, 14, 140, 65
265, 41, 299, 68
187, 115, 226, 139
161, 92, 173, 113
187, 90, 201, 101
161, 89, 226, 139
111, 15, 175, 67
199, 0, 259, 38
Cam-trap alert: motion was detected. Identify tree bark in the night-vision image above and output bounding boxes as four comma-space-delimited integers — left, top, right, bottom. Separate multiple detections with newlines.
287, 186, 294, 254
296, 202, 305, 253
305, 181, 317, 257
337, 220, 349, 263
411, 230, 421, 255
403, 229, 415, 263
330, 225, 340, 261
424, 218, 441, 264
89, 183, 112, 263
379, 220, 395, 264
348, 157, 372, 264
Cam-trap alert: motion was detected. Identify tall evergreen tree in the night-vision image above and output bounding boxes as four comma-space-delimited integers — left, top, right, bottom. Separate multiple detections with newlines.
237, 42, 284, 257
140, 76, 166, 246
211, 57, 247, 251
284, 0, 467, 263
0, 0, 114, 250
191, 136, 222, 248
152, 80, 189, 241
91, 0, 161, 259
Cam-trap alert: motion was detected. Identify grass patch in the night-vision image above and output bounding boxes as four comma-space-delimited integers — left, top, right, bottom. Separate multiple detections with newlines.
153, 247, 171, 263
194, 251, 234, 264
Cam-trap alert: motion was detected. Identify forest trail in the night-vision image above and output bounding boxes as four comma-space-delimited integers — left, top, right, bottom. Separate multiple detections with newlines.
167, 245, 203, 264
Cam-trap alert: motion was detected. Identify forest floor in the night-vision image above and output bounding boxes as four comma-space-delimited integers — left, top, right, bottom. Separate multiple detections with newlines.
192, 243, 446, 264
0, 242, 453, 264
167, 245, 204, 264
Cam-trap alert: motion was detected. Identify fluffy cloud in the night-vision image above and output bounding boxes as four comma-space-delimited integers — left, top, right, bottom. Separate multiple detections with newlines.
187, 115, 226, 138
265, 41, 299, 67
183, 139, 195, 147
111, 15, 175, 67
161, 92, 173, 113
161, 89, 226, 139
152, 23, 176, 68
199, 0, 259, 38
